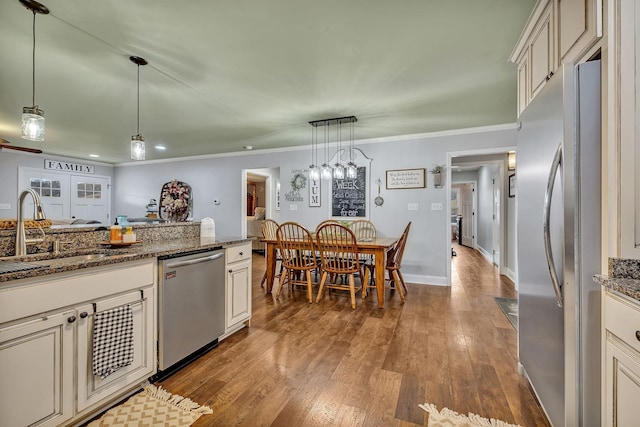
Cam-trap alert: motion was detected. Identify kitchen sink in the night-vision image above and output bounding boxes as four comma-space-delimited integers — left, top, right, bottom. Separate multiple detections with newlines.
30, 253, 110, 265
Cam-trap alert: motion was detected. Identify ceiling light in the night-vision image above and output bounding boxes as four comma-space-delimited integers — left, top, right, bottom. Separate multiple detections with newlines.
89, 154, 100, 158
129, 55, 148, 161
20, 0, 49, 142
154, 145, 166, 150
346, 118, 358, 179
308, 125, 319, 180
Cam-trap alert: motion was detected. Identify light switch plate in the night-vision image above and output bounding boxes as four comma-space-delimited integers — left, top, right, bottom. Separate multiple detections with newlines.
0, 203, 10, 210
289, 204, 298, 211
408, 203, 419, 211
431, 203, 443, 211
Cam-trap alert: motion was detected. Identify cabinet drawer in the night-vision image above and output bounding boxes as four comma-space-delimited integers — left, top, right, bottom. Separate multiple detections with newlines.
226, 243, 251, 264
605, 292, 640, 353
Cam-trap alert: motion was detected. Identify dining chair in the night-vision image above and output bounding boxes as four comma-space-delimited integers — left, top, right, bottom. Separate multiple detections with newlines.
260, 219, 283, 288
275, 222, 317, 303
364, 221, 411, 302
315, 219, 340, 233
315, 223, 369, 309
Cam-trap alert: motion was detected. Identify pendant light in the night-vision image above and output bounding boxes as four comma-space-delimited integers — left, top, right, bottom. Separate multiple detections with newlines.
333, 121, 345, 179
346, 118, 358, 178
20, 0, 49, 142
320, 124, 332, 180
308, 124, 319, 180
130, 56, 148, 160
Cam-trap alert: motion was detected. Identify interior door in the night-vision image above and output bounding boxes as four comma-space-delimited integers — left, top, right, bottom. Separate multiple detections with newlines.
493, 178, 501, 266
460, 183, 474, 247
70, 175, 110, 225
18, 168, 70, 219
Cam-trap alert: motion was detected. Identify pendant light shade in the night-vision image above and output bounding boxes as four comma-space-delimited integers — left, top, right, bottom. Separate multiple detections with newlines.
129, 55, 148, 160
308, 125, 320, 180
309, 116, 358, 180
20, 0, 49, 142
22, 106, 45, 141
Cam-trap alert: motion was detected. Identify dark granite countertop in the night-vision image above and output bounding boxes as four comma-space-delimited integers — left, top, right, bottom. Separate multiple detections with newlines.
0, 236, 251, 284
595, 257, 640, 303
594, 275, 640, 302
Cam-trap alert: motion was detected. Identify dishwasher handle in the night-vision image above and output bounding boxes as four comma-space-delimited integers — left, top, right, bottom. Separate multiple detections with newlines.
166, 252, 223, 269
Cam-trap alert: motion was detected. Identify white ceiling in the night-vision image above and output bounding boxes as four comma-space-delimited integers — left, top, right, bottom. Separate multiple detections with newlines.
0, 0, 534, 164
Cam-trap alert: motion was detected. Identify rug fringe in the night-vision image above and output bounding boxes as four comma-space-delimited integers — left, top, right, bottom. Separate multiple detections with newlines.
145, 384, 213, 415
419, 403, 522, 427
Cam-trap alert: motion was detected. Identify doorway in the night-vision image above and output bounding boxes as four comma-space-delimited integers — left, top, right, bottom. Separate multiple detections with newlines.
445, 148, 515, 286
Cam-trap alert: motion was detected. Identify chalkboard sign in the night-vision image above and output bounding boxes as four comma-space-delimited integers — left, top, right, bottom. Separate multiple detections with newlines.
331, 167, 367, 217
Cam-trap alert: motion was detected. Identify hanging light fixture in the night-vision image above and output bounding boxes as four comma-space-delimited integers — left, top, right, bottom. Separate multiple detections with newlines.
333, 121, 345, 179
20, 0, 49, 142
320, 124, 332, 180
346, 118, 358, 178
129, 55, 148, 160
308, 124, 319, 180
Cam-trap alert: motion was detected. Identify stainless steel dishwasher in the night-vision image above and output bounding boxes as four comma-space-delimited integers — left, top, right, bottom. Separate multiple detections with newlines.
157, 249, 225, 374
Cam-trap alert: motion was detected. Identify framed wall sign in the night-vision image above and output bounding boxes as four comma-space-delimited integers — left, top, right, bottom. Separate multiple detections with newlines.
386, 168, 426, 189
331, 166, 367, 218
509, 174, 516, 198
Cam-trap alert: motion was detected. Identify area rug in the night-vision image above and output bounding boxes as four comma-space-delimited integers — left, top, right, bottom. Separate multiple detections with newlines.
494, 297, 518, 330
419, 403, 522, 427
88, 384, 212, 426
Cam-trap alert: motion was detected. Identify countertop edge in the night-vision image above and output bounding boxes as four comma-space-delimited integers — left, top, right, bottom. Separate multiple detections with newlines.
594, 274, 640, 303
0, 237, 252, 284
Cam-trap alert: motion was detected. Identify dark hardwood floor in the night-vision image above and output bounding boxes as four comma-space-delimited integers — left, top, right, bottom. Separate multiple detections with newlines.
159, 243, 551, 426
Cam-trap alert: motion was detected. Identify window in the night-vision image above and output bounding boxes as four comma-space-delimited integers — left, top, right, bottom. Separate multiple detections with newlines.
30, 178, 62, 198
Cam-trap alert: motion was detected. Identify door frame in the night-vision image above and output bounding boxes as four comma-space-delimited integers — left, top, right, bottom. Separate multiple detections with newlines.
446, 146, 515, 285
241, 168, 275, 238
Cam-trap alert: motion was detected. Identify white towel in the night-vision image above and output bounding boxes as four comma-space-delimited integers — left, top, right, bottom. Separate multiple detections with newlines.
92, 305, 134, 379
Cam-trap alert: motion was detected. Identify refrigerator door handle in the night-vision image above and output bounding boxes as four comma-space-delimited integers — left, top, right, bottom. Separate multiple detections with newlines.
543, 143, 563, 307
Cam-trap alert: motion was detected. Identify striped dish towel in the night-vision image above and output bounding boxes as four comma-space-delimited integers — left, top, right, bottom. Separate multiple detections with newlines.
92, 305, 134, 379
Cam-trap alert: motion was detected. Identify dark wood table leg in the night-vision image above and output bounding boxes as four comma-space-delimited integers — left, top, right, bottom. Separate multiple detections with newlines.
265, 242, 276, 294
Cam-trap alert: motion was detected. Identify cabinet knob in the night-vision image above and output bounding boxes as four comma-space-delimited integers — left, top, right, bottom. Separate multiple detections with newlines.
239, 252, 244, 256
636, 330, 640, 342
67, 316, 77, 323
546, 71, 554, 81
80, 312, 88, 319
229, 269, 233, 273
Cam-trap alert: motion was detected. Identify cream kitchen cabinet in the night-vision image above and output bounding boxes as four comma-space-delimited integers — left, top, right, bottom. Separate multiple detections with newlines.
0, 310, 75, 427
223, 242, 252, 339
0, 260, 156, 426
609, 0, 640, 258
511, 0, 602, 115
559, 0, 602, 62
603, 290, 640, 426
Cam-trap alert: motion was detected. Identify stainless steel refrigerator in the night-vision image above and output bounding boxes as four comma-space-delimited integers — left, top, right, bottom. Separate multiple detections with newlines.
516, 60, 601, 426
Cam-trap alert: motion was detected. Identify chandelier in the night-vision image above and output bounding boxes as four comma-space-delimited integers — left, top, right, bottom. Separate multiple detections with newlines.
308, 116, 358, 180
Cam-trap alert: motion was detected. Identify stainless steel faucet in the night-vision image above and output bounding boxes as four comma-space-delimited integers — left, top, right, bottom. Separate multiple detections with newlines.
15, 188, 47, 256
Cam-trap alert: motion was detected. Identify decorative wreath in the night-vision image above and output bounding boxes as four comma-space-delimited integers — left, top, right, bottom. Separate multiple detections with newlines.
290, 173, 307, 191
159, 179, 192, 221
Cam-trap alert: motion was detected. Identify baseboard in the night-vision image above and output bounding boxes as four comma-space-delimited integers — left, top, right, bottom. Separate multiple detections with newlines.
505, 267, 517, 286
476, 246, 493, 264
402, 273, 449, 286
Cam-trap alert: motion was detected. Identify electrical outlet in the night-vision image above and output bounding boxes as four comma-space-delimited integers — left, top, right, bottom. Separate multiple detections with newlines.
431, 203, 443, 211
408, 203, 419, 211
0, 203, 10, 210
289, 204, 298, 211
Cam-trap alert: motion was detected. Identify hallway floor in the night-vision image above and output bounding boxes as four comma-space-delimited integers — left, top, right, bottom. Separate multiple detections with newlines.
158, 244, 550, 426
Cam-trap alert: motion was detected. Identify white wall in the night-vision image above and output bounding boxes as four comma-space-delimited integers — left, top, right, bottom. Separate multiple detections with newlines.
113, 126, 517, 284
0, 151, 114, 216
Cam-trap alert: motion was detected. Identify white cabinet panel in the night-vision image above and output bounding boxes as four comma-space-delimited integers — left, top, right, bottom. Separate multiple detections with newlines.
530, 5, 555, 99
0, 311, 74, 427
224, 242, 252, 338
559, 0, 602, 61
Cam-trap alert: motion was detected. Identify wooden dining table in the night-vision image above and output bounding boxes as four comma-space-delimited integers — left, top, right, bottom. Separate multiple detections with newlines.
261, 236, 399, 308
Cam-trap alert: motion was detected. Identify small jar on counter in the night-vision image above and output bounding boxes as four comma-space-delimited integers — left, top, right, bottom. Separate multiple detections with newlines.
122, 226, 136, 243
110, 224, 123, 243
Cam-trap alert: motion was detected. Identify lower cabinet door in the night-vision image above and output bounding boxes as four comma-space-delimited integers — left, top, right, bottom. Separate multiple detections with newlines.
604, 337, 640, 427
0, 311, 74, 427
226, 260, 251, 329
77, 287, 155, 412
